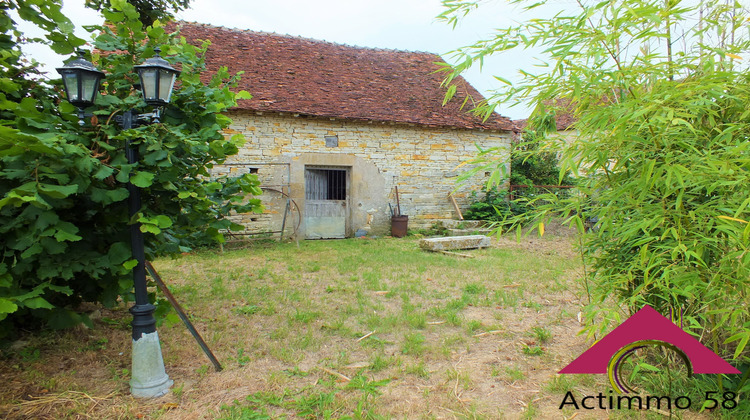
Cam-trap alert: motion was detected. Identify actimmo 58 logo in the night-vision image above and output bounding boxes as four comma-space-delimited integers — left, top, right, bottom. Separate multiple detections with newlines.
558, 305, 741, 411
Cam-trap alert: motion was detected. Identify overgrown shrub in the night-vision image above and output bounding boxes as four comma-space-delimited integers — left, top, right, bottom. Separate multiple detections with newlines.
463, 189, 514, 222
0, 0, 261, 337
464, 131, 573, 222
510, 130, 574, 187
442, 0, 750, 383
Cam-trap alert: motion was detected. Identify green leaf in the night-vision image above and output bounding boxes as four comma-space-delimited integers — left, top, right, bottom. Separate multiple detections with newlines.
22, 297, 55, 310
41, 237, 67, 254
154, 215, 173, 228
164, 312, 180, 326
35, 211, 60, 230
90, 187, 129, 204
54, 229, 82, 242
40, 183, 77, 200
46, 308, 85, 330
47, 284, 73, 295
230, 133, 246, 147
95, 94, 122, 106
725, 332, 750, 359
108, 242, 132, 265
637, 362, 661, 372
147, 25, 165, 39
143, 150, 168, 165
93, 165, 115, 180
53, 221, 81, 242
50, 40, 76, 55
0, 299, 18, 315
0, 127, 61, 156
107, 188, 130, 202
123, 259, 139, 271
140, 224, 161, 235
130, 171, 154, 188
215, 114, 232, 128
493, 75, 513, 85
443, 84, 457, 105
235, 90, 252, 100
115, 166, 132, 183
58, 100, 76, 114
21, 243, 43, 259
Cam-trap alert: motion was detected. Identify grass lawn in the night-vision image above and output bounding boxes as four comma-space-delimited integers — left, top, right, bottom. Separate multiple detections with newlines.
1, 234, 715, 419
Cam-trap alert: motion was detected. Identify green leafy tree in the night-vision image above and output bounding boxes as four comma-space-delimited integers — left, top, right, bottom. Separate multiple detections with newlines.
441, 0, 750, 374
463, 128, 573, 222
86, 0, 190, 27
510, 130, 573, 187
0, 0, 261, 337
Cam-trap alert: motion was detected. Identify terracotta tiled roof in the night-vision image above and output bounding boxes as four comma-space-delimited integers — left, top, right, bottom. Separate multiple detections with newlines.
512, 119, 529, 131
550, 98, 577, 130
513, 111, 576, 132
174, 22, 514, 131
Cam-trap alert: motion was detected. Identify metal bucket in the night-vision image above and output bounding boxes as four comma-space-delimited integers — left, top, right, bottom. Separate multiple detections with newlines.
391, 215, 408, 238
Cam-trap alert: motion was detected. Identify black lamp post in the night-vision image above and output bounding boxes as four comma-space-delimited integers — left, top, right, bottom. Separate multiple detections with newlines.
57, 48, 180, 399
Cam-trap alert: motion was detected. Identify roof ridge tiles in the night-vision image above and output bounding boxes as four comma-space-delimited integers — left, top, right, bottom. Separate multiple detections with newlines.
177, 21, 437, 57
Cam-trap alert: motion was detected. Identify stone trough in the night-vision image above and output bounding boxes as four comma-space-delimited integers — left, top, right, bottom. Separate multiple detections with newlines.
419, 235, 491, 252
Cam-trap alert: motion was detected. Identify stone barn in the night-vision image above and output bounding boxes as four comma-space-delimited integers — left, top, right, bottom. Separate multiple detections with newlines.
177, 22, 515, 239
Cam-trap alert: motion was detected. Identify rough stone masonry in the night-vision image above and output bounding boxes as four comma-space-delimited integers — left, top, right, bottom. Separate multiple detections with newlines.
213, 111, 511, 238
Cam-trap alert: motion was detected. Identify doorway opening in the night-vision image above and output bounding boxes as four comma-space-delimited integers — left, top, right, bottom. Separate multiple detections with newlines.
304, 167, 349, 239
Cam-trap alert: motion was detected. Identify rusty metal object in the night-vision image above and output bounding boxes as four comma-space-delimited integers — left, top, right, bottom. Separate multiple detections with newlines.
145, 261, 222, 372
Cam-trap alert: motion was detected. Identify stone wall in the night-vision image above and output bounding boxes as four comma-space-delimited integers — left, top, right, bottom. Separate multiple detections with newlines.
212, 111, 512, 238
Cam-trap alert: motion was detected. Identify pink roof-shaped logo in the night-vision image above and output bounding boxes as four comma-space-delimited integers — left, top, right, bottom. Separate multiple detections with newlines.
560, 305, 740, 392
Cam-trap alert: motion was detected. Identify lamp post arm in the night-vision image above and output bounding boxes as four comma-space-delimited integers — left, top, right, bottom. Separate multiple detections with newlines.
116, 109, 161, 129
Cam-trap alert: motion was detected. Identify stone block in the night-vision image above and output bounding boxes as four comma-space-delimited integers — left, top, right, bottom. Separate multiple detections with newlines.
448, 228, 494, 236
419, 235, 491, 251
442, 220, 486, 229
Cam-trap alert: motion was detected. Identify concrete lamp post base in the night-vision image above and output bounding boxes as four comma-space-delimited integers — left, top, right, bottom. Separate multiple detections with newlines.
130, 331, 173, 398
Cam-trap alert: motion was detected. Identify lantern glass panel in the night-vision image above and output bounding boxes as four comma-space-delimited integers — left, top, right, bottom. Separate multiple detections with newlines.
63, 73, 80, 102
139, 68, 158, 102
81, 72, 100, 103
158, 69, 176, 102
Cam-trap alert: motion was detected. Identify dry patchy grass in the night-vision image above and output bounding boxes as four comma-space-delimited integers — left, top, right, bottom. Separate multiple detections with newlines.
2, 234, 706, 419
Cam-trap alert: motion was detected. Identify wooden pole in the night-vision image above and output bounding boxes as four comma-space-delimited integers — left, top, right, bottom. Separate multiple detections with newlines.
448, 193, 464, 220
395, 186, 401, 216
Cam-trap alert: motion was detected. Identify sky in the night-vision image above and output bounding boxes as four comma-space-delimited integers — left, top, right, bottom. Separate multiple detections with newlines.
18, 0, 570, 119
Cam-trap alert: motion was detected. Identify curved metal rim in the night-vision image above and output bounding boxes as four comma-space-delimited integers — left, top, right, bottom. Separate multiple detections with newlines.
607, 339, 693, 394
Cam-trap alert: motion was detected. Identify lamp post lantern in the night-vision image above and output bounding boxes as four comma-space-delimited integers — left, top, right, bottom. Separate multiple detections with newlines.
55, 52, 105, 125
57, 49, 179, 398
134, 48, 180, 107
